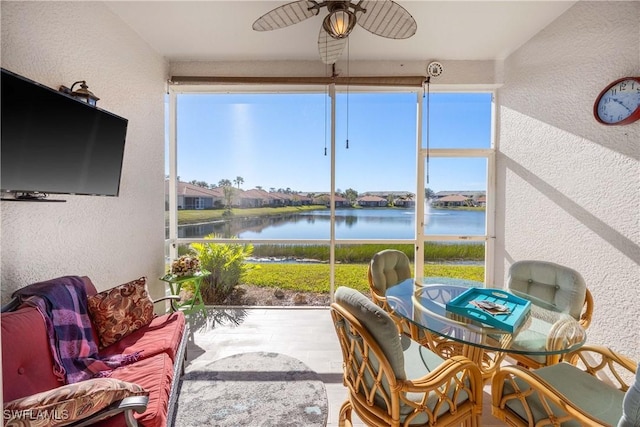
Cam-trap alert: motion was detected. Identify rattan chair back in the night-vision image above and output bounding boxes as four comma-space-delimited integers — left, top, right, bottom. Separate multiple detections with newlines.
330, 288, 483, 427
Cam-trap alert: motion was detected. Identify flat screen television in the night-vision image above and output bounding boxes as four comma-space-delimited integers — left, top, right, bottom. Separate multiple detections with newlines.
1, 68, 128, 199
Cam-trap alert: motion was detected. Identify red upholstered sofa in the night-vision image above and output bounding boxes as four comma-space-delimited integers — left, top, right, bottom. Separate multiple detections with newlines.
1, 276, 188, 427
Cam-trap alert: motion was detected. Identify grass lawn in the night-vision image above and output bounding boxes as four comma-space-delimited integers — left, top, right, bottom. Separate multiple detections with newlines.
243, 263, 485, 294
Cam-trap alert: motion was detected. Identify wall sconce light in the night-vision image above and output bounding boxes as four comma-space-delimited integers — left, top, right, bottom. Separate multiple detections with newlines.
323, 5, 356, 39
59, 80, 100, 106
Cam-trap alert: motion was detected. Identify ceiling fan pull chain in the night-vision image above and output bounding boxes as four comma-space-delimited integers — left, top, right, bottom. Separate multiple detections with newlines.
346, 38, 350, 149
425, 76, 430, 185
324, 70, 329, 156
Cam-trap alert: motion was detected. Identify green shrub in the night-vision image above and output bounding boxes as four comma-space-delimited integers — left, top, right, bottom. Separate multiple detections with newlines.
190, 234, 256, 304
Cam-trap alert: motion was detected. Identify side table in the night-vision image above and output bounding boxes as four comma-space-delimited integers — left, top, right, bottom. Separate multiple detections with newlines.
159, 269, 211, 313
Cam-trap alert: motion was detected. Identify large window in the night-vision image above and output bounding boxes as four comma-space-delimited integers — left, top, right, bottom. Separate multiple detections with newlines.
418, 92, 493, 281
166, 86, 494, 300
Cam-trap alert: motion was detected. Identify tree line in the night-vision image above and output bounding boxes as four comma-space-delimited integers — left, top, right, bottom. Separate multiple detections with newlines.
181, 175, 436, 205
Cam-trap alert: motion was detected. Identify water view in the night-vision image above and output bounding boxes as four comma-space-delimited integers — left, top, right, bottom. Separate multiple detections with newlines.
177, 208, 485, 239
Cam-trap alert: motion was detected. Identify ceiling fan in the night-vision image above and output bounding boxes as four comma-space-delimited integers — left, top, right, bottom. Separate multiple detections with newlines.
252, 0, 417, 65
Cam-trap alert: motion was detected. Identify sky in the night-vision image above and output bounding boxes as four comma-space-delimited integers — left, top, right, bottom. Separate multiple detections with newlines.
172, 91, 492, 194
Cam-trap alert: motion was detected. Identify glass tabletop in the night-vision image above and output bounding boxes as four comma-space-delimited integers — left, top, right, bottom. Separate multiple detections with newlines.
385, 277, 586, 356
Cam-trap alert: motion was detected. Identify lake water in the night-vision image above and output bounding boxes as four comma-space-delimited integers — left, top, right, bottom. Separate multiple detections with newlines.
177, 208, 486, 239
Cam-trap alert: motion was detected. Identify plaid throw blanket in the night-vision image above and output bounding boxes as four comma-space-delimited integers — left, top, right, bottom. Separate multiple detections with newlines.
13, 276, 140, 384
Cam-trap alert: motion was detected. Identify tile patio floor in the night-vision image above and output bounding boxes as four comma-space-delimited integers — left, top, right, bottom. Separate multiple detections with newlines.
184, 307, 507, 426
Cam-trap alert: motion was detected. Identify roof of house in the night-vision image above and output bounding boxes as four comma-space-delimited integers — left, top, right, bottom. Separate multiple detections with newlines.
363, 191, 414, 197
437, 194, 469, 202
167, 180, 224, 198
435, 191, 486, 197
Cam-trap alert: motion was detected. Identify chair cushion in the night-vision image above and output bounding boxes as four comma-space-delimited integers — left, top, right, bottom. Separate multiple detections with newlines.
618, 363, 640, 427
402, 337, 471, 423
503, 362, 624, 426
1, 307, 60, 402
403, 336, 446, 379
87, 277, 155, 349
508, 260, 586, 319
99, 312, 186, 362
334, 286, 405, 379
335, 287, 471, 426
108, 352, 174, 427
370, 250, 411, 294
3, 378, 147, 427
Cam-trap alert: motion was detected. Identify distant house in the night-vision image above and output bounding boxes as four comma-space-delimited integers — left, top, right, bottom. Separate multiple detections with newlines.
432, 194, 470, 207
333, 195, 350, 207
266, 192, 288, 207
238, 188, 269, 208
363, 191, 413, 197
296, 194, 313, 205
394, 197, 415, 208
357, 195, 388, 207
434, 191, 485, 199
433, 190, 486, 207
166, 180, 224, 210
312, 193, 350, 207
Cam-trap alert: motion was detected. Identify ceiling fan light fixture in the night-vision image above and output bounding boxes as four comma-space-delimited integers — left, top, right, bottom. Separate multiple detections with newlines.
323, 9, 356, 39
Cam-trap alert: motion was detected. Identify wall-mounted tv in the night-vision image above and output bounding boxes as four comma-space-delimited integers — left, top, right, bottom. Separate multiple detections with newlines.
1, 68, 128, 199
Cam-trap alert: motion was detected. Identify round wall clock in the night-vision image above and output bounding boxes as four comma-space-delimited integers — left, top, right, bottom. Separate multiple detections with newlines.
593, 76, 640, 125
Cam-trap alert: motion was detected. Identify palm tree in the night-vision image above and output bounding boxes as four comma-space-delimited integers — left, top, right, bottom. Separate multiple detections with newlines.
233, 176, 244, 189
218, 179, 232, 187
222, 186, 235, 215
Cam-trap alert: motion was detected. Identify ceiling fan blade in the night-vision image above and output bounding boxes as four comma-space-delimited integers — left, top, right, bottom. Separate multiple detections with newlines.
318, 26, 348, 64
252, 0, 319, 31
355, 0, 417, 39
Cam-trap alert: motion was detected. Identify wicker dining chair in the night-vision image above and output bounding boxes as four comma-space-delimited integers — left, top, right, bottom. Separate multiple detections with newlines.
330, 286, 483, 427
492, 345, 639, 426
367, 249, 444, 349
367, 249, 413, 334
367, 250, 412, 307
506, 260, 594, 368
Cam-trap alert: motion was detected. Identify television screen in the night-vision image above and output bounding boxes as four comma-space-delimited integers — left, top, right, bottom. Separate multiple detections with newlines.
1, 68, 128, 197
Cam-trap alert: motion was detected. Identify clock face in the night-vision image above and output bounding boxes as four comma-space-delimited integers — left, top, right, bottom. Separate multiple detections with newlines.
594, 77, 640, 125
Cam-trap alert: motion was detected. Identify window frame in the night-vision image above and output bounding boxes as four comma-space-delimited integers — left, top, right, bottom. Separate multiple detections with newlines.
166, 84, 496, 296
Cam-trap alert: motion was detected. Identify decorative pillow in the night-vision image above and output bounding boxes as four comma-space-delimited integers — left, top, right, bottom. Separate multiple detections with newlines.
87, 277, 154, 349
3, 378, 148, 427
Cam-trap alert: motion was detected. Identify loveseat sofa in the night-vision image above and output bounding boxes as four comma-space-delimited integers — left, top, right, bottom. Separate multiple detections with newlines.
2, 275, 188, 427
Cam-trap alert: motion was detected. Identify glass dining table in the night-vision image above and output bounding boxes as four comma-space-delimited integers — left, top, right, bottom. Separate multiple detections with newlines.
384, 277, 587, 379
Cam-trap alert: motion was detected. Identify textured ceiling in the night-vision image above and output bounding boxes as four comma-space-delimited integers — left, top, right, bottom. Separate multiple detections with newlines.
106, 1, 578, 63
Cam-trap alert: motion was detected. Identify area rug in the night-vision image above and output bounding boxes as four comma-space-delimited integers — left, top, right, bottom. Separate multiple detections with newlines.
173, 351, 328, 426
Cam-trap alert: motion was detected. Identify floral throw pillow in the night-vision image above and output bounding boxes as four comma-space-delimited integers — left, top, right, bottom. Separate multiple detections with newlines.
3, 378, 148, 426
87, 277, 155, 349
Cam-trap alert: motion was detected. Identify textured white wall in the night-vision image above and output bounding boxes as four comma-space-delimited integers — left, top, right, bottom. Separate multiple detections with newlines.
496, 2, 640, 359
0, 2, 168, 300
